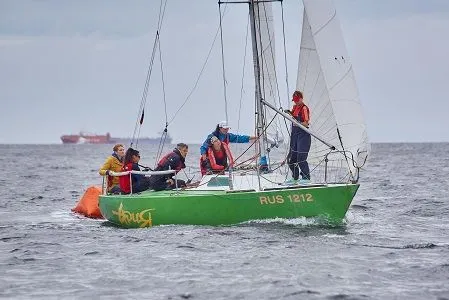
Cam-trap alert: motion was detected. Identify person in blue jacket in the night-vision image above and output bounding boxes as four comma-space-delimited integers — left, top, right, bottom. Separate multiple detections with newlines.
200, 121, 256, 161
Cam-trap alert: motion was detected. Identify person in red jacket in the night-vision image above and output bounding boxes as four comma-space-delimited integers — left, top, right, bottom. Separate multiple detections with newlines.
200, 136, 235, 175
119, 148, 151, 194
284, 90, 311, 182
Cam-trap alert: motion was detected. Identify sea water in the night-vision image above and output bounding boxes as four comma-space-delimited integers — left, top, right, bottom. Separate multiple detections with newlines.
0, 143, 448, 299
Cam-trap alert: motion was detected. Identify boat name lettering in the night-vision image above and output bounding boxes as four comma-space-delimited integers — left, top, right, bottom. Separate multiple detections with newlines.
259, 193, 314, 205
112, 203, 155, 228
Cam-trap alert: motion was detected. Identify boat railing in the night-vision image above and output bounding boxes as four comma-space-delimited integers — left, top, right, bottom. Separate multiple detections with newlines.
102, 170, 177, 195
324, 150, 359, 183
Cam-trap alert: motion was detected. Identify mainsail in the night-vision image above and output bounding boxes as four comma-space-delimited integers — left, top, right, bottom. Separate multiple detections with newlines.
253, 2, 280, 112
297, 0, 370, 180
253, 0, 290, 167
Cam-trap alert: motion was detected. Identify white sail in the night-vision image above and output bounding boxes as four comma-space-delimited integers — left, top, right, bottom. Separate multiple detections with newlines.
297, 0, 370, 180
254, 1, 277, 107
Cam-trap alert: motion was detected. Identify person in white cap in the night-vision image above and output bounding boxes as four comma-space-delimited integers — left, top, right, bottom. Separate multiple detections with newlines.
200, 121, 256, 161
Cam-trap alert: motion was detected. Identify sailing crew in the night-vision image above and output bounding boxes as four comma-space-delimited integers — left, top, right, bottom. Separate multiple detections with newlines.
119, 148, 151, 194
285, 91, 311, 182
200, 121, 256, 161
148, 143, 189, 191
200, 136, 235, 175
99, 143, 125, 193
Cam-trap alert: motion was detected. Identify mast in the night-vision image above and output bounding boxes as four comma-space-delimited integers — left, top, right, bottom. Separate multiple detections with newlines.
249, 0, 267, 188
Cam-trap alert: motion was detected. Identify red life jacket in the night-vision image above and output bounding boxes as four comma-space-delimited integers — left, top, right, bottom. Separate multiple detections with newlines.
207, 143, 234, 172
119, 162, 133, 194
291, 103, 310, 123
223, 134, 230, 145
157, 150, 185, 173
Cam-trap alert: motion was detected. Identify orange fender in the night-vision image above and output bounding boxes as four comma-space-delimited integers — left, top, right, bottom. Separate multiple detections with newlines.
71, 185, 103, 219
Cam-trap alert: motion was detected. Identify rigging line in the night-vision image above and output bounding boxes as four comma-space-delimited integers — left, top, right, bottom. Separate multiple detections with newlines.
255, 1, 290, 138
336, 127, 353, 178
279, 1, 291, 157
233, 113, 276, 164
131, 32, 158, 146
257, 4, 274, 123
262, 2, 288, 137
158, 33, 168, 124
136, 125, 142, 149
141, 0, 168, 110
131, 0, 168, 146
156, 0, 168, 31
253, 1, 268, 148
255, 3, 265, 99
279, 1, 291, 138
237, 12, 250, 133
167, 4, 228, 125
155, 0, 168, 163
219, 3, 229, 122
259, 2, 282, 110
280, 1, 290, 107
154, 129, 167, 169
153, 0, 169, 163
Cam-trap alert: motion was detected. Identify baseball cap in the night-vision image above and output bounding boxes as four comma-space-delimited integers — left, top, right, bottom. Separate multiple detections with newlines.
218, 121, 231, 129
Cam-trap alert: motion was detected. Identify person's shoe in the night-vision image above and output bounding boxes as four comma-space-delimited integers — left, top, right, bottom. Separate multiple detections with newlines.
283, 178, 298, 185
298, 178, 311, 184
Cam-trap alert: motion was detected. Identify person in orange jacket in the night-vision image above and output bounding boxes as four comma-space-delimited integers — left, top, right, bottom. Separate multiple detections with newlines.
285, 90, 311, 181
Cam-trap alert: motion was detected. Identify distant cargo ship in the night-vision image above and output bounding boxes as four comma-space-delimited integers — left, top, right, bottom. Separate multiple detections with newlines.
60, 132, 172, 145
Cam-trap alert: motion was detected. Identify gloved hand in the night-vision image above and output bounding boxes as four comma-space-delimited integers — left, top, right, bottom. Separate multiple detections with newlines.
284, 109, 291, 115
266, 136, 283, 148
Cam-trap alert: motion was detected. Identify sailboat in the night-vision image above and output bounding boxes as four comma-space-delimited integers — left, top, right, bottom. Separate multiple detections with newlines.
98, 0, 370, 228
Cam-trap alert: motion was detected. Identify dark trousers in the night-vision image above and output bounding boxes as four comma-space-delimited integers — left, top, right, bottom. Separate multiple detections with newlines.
132, 177, 151, 193
150, 176, 186, 191
288, 130, 311, 180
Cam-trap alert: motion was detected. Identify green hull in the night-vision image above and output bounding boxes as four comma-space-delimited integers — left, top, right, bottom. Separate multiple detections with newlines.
99, 184, 359, 228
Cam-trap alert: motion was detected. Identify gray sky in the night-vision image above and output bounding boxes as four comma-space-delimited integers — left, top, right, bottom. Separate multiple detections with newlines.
1, 0, 448, 144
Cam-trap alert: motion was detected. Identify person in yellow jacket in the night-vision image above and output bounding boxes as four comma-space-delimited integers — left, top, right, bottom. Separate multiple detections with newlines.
99, 144, 125, 193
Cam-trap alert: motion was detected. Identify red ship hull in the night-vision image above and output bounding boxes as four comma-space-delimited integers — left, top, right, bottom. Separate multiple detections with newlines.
60, 132, 172, 144
60, 133, 112, 144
